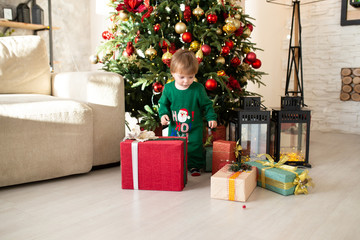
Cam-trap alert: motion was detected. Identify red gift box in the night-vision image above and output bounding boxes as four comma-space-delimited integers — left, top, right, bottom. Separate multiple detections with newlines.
120, 137, 187, 191
212, 140, 237, 175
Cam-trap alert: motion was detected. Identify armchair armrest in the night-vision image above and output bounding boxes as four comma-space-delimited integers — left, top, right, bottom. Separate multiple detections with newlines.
52, 71, 125, 166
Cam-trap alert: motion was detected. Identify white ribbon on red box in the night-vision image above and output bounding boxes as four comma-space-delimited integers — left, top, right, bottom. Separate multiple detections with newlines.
131, 141, 139, 190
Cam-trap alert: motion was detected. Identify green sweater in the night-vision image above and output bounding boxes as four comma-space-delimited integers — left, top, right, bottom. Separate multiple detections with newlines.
159, 81, 217, 169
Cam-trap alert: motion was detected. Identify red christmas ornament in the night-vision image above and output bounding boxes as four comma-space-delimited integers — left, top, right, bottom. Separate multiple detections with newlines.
182, 32, 193, 43
234, 26, 244, 37
153, 82, 163, 93
252, 59, 262, 69
221, 46, 230, 56
126, 42, 135, 56
242, 205, 246, 209
230, 56, 241, 67
205, 78, 217, 91
154, 23, 161, 33
207, 13, 218, 24
169, 42, 177, 54
225, 40, 234, 50
159, 40, 168, 49
134, 36, 140, 43
246, 52, 257, 63
102, 31, 112, 40
227, 76, 241, 91
247, 23, 253, 32
243, 58, 251, 64
201, 44, 211, 56
184, 6, 192, 22
116, 0, 146, 13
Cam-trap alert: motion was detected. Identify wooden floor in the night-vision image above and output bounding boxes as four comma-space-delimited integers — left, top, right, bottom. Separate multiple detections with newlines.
0, 131, 359, 240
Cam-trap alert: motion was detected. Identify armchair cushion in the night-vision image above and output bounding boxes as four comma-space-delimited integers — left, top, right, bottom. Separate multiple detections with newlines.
0, 35, 51, 95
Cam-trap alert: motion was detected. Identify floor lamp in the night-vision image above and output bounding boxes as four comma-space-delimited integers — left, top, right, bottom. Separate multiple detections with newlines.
266, 0, 324, 107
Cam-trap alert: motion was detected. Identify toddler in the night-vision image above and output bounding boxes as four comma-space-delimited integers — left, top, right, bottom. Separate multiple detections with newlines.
158, 49, 217, 176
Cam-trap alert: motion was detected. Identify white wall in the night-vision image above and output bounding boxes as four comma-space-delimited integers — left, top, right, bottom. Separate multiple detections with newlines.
246, 0, 360, 135
244, 0, 290, 108
90, 0, 112, 71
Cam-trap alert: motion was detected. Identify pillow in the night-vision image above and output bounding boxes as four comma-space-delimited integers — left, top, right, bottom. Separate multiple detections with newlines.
0, 35, 51, 94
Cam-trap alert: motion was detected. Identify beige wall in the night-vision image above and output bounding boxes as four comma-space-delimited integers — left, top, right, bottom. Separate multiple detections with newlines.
244, 0, 289, 108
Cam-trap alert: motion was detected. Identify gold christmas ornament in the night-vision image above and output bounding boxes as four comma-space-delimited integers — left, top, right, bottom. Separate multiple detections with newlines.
242, 46, 251, 54
241, 63, 250, 71
215, 56, 225, 65
175, 21, 187, 34
162, 51, 173, 67
217, 70, 226, 76
233, 19, 241, 29
189, 41, 201, 51
225, 17, 240, 30
225, 16, 235, 24
119, 10, 129, 21
216, 28, 223, 35
223, 23, 236, 34
234, 13, 241, 20
145, 46, 157, 60
192, 5, 204, 20
243, 28, 251, 38
195, 49, 203, 63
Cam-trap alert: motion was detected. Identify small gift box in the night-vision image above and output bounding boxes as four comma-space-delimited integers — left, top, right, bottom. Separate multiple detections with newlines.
211, 164, 257, 202
212, 140, 241, 175
120, 127, 187, 191
247, 154, 313, 196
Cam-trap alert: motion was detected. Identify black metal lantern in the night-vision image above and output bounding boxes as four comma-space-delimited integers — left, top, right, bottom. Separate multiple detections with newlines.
350, 0, 360, 8
229, 97, 270, 160
16, 3, 31, 23
270, 96, 311, 167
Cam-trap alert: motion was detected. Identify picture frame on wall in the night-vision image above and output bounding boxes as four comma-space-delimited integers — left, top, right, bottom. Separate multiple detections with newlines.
2, 7, 14, 21
341, 0, 360, 26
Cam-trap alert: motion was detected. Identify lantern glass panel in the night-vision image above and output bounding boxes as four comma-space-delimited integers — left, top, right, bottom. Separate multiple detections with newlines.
240, 123, 268, 157
280, 122, 307, 162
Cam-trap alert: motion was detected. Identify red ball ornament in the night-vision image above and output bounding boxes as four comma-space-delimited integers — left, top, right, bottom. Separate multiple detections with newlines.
242, 205, 246, 209
102, 30, 112, 40
205, 78, 217, 91
153, 82, 163, 93
230, 57, 241, 67
201, 44, 211, 56
159, 40, 168, 49
169, 42, 177, 54
252, 59, 262, 69
234, 26, 244, 37
247, 23, 253, 32
243, 58, 251, 64
246, 52, 257, 63
225, 40, 234, 50
184, 6, 192, 22
134, 36, 140, 43
154, 23, 161, 33
126, 42, 135, 56
221, 46, 230, 56
182, 32, 193, 43
207, 13, 218, 24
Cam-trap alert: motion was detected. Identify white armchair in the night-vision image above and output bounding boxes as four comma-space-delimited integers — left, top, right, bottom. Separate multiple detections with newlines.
0, 35, 125, 187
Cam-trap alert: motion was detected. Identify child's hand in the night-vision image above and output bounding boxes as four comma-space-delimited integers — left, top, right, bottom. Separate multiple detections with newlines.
161, 115, 170, 125
208, 120, 217, 129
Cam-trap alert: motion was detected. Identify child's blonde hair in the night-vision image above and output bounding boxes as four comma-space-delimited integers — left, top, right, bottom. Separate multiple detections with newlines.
170, 49, 199, 75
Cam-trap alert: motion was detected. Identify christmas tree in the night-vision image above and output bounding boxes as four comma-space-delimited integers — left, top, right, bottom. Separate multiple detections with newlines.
95, 0, 265, 131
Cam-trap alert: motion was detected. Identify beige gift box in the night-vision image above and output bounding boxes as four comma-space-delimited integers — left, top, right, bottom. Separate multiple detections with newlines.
211, 164, 257, 202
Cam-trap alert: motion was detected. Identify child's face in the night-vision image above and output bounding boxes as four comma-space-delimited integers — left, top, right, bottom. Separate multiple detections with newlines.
172, 72, 195, 90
